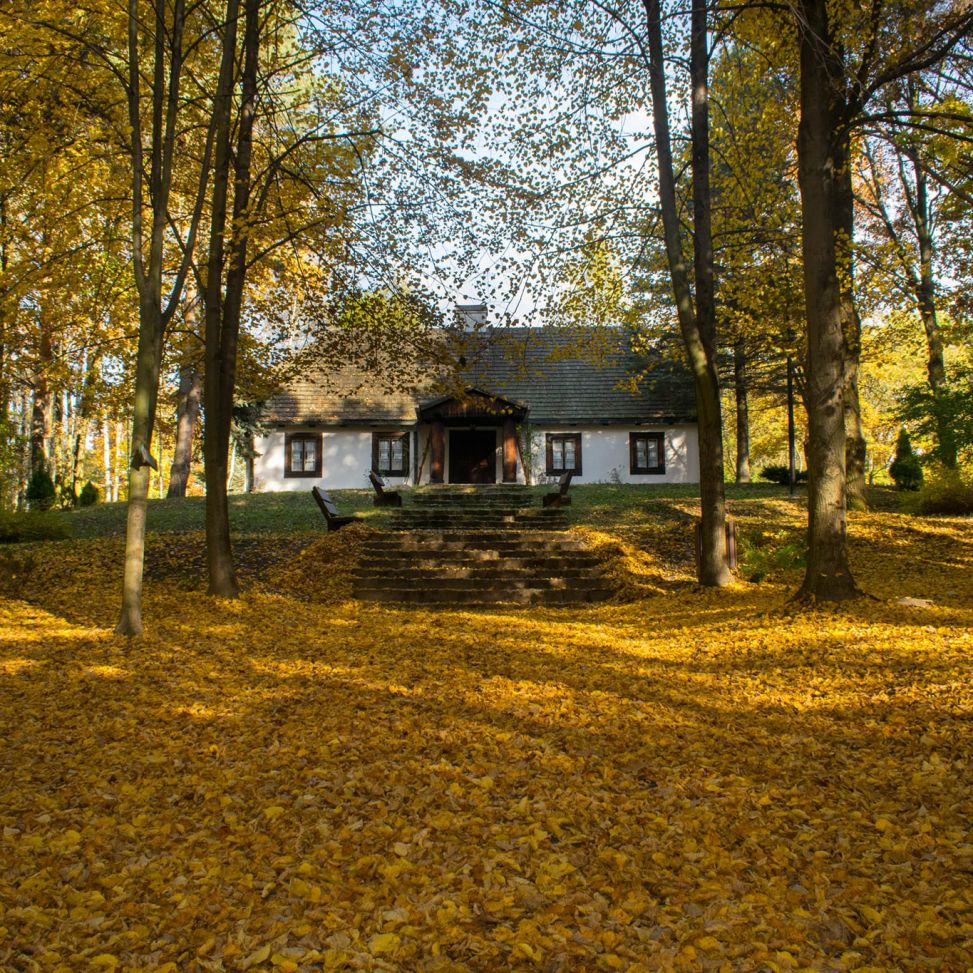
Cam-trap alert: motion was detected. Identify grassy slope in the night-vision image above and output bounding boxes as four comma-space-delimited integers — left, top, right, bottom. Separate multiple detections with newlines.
55, 483, 815, 539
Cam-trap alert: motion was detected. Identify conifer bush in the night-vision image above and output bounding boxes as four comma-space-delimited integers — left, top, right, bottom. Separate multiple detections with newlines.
889, 428, 923, 491
78, 481, 100, 507
25, 467, 57, 510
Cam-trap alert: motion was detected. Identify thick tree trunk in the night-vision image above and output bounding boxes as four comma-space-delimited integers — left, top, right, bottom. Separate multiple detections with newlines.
795, 0, 860, 601
167, 362, 201, 497
203, 0, 259, 599
202, 0, 242, 599
643, 0, 730, 586
733, 340, 750, 483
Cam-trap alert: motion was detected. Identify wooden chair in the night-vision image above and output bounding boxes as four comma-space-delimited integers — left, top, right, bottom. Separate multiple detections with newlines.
369, 470, 403, 507
543, 470, 574, 507
312, 486, 364, 531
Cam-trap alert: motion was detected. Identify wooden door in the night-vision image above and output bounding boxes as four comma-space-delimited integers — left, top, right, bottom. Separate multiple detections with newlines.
449, 430, 497, 483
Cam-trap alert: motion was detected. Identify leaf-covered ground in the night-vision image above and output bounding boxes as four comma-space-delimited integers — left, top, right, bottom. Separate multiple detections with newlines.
1, 500, 971, 971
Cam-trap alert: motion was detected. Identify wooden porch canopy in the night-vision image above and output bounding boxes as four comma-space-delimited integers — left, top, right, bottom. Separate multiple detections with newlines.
417, 388, 527, 483
417, 387, 528, 424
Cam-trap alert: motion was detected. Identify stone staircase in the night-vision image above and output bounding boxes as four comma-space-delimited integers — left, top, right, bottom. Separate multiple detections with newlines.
353, 485, 616, 606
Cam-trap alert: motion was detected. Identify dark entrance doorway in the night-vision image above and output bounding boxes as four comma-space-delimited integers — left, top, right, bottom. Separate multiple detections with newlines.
449, 429, 497, 483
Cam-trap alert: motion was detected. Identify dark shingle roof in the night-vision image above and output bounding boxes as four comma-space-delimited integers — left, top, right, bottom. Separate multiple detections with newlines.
459, 328, 694, 423
259, 362, 425, 425
261, 328, 695, 425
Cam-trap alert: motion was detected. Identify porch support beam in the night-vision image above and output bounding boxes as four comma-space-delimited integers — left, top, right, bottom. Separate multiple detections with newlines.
430, 419, 445, 483
502, 418, 518, 483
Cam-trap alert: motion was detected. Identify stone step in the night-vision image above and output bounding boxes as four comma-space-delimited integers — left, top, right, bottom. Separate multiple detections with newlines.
394, 508, 561, 517
359, 552, 604, 568
355, 565, 607, 584
391, 516, 568, 530
414, 483, 528, 488
355, 584, 616, 605
363, 528, 581, 542
405, 502, 537, 513
362, 536, 587, 553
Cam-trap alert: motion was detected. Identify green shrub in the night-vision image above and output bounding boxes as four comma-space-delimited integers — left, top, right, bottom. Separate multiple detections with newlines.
903, 477, 973, 516
0, 511, 71, 543
738, 526, 807, 582
889, 428, 923, 491
25, 467, 57, 510
78, 481, 100, 507
758, 464, 807, 486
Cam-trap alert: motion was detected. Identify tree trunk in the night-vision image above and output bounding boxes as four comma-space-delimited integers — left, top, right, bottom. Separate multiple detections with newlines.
116, 0, 197, 634
244, 443, 255, 493
17, 391, 29, 509
103, 417, 113, 501
114, 420, 123, 502
156, 434, 166, 497
203, 0, 255, 599
733, 339, 750, 483
30, 388, 50, 475
116, 303, 164, 636
913, 152, 956, 468
642, 0, 730, 586
795, 0, 860, 601
167, 361, 202, 497
843, 369, 867, 509
202, 0, 241, 598
787, 357, 797, 497
30, 321, 53, 474
831, 111, 867, 510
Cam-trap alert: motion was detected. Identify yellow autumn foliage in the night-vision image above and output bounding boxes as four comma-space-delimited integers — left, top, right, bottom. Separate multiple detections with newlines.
265, 524, 377, 604
0, 506, 971, 970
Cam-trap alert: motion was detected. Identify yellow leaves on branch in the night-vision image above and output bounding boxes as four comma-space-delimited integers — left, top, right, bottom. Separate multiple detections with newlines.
0, 509, 972, 969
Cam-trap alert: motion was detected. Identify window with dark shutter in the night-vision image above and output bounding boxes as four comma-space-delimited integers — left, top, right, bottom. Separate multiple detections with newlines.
284, 432, 323, 478
629, 432, 665, 474
372, 432, 410, 476
545, 433, 582, 475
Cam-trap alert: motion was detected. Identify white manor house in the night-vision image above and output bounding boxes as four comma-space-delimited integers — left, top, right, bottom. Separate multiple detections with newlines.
252, 316, 699, 491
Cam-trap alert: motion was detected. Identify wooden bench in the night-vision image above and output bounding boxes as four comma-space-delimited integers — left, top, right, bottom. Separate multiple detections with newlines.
312, 486, 364, 531
369, 470, 403, 507
543, 470, 574, 508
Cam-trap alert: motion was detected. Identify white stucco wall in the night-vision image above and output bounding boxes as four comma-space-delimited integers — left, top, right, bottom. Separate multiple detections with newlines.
253, 423, 699, 490
252, 428, 415, 492
525, 424, 699, 485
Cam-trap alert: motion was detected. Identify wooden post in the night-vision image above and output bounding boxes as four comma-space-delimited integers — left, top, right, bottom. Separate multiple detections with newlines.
430, 419, 445, 483
502, 418, 517, 483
